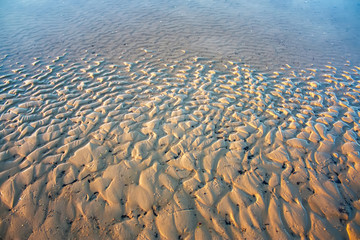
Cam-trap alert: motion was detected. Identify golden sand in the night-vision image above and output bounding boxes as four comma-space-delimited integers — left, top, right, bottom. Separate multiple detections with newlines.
0, 51, 360, 239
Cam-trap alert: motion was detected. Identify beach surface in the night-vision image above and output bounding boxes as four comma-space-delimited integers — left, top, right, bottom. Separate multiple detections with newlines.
1, 0, 360, 239
0, 52, 360, 239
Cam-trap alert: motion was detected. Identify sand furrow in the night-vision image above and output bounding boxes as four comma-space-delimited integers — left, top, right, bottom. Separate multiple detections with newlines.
0, 53, 359, 239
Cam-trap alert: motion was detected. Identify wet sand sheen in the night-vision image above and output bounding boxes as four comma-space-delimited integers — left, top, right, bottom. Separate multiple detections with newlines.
1, 0, 360, 71
0, 51, 359, 239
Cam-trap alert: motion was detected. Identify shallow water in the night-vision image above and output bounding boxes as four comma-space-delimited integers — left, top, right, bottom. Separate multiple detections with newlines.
1, 0, 360, 69
1, 0, 360, 239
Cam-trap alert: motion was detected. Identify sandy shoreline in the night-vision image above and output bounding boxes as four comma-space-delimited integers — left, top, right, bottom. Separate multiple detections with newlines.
0, 51, 360, 239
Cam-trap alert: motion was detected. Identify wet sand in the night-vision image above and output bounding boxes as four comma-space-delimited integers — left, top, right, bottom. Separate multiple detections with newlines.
1, 0, 360, 70
0, 50, 360, 239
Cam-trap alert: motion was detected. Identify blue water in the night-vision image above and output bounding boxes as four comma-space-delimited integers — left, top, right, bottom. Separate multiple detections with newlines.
1, 0, 359, 69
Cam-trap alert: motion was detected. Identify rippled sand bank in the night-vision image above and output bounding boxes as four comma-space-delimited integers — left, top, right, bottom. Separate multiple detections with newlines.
0, 50, 359, 239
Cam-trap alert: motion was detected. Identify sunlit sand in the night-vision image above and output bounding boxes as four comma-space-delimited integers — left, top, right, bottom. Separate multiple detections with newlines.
0, 50, 359, 239
1, 0, 360, 239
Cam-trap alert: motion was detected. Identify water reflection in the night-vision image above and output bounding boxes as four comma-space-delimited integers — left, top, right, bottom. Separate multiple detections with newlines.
0, 0, 359, 69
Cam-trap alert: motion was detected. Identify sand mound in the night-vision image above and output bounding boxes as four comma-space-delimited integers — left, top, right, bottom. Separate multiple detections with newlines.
0, 52, 360, 239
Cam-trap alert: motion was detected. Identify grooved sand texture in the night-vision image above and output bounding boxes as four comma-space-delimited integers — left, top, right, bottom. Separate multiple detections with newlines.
0, 52, 360, 239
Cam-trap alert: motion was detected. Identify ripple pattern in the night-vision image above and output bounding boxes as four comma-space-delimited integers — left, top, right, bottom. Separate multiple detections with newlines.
0, 51, 360, 239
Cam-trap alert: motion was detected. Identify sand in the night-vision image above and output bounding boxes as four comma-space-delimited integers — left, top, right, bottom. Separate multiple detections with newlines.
0, 51, 360, 239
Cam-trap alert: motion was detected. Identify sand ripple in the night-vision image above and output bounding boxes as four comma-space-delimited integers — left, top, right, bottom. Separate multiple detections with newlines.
0, 52, 360, 239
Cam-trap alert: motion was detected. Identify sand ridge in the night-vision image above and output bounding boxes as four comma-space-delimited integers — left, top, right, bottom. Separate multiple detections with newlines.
0, 51, 360, 239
